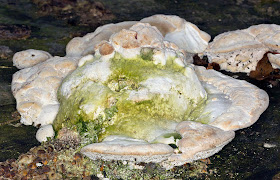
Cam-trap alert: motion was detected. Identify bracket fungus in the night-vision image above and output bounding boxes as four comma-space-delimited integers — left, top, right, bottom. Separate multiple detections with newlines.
12, 56, 79, 127
11, 15, 269, 169
66, 14, 210, 59
205, 24, 280, 73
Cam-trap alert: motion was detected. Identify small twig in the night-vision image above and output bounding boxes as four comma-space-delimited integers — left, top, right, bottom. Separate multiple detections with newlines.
0, 111, 21, 126
0, 118, 20, 126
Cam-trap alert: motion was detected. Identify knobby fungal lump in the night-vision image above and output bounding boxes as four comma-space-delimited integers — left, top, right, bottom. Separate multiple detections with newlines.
140, 15, 211, 54
66, 21, 137, 57
13, 49, 52, 69
66, 14, 210, 58
36, 124, 55, 142
11, 15, 269, 169
12, 56, 79, 126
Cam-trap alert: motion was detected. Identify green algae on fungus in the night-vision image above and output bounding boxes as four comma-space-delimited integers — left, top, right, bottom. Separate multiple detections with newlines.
53, 52, 207, 145
108, 52, 186, 86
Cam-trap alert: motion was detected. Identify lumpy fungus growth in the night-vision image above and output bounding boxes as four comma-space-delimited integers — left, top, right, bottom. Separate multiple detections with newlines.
11, 15, 269, 168
53, 51, 207, 144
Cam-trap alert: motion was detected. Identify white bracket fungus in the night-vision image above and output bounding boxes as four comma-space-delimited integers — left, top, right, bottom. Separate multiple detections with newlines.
11, 15, 269, 168
12, 56, 79, 126
141, 14, 211, 53
66, 14, 210, 58
205, 24, 280, 73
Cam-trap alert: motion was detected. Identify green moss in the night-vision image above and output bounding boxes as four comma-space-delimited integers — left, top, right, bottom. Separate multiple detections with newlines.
163, 132, 182, 139
54, 82, 116, 131
107, 52, 185, 87
108, 53, 156, 87
99, 95, 187, 141
140, 47, 154, 61
187, 97, 210, 124
54, 53, 207, 144
50, 145, 210, 179
165, 56, 186, 74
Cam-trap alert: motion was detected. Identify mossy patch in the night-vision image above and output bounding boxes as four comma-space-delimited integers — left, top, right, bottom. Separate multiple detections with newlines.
107, 52, 185, 89
140, 47, 154, 61
54, 53, 206, 144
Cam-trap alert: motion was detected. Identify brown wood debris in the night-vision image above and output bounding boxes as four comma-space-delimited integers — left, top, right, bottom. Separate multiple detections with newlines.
193, 54, 221, 71
249, 52, 280, 81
